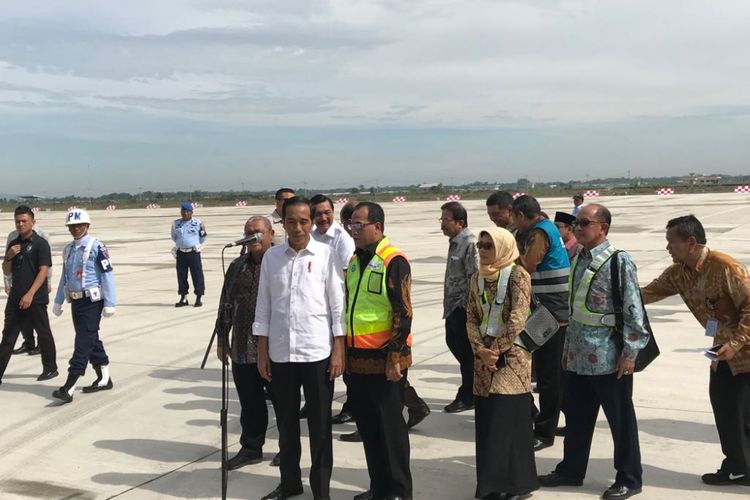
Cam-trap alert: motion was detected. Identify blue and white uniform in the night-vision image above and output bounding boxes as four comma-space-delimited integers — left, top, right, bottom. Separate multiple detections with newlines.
171, 213, 207, 298
54, 234, 115, 377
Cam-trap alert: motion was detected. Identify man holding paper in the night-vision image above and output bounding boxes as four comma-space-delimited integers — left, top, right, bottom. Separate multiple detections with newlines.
642, 215, 750, 487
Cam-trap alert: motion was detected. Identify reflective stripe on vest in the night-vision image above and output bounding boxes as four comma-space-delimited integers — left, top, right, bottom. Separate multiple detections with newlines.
569, 245, 618, 327
346, 237, 413, 349
478, 264, 515, 338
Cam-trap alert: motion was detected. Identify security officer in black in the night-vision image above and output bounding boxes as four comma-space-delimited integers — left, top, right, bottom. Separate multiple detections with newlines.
0, 206, 58, 384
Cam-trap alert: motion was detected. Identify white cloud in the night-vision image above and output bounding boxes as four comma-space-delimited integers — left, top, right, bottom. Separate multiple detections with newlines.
1, 1, 750, 195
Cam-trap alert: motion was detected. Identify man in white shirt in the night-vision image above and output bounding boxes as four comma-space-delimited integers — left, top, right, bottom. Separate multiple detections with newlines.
255, 196, 346, 500
310, 194, 355, 271
310, 194, 358, 427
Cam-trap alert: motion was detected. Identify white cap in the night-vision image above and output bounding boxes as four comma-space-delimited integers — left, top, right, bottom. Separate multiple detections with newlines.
66, 208, 91, 225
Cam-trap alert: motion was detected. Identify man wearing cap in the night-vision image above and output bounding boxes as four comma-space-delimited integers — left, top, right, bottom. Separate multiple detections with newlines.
554, 212, 580, 260
0, 206, 58, 385
51, 208, 116, 403
571, 194, 584, 217
171, 203, 207, 307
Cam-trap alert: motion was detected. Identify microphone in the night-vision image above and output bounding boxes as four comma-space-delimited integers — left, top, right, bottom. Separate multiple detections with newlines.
224, 233, 263, 248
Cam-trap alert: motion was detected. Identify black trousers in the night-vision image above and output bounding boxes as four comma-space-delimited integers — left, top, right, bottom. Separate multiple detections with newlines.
271, 358, 333, 498
175, 251, 205, 296
555, 371, 642, 489
232, 361, 271, 454
445, 307, 474, 405
349, 371, 412, 498
709, 361, 750, 475
19, 320, 35, 348
69, 298, 109, 376
533, 324, 566, 442
340, 371, 354, 415
0, 301, 56, 379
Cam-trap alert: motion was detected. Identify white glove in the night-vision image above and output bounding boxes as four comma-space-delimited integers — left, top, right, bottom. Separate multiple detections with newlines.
102, 306, 116, 318
52, 303, 63, 316
194, 243, 203, 253
170, 246, 177, 259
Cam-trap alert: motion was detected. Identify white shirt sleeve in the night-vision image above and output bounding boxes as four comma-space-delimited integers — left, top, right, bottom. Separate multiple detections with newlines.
336, 231, 356, 270
253, 254, 271, 337
325, 249, 346, 337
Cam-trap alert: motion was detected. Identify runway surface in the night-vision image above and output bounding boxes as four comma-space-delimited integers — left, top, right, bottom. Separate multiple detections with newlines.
1, 193, 749, 499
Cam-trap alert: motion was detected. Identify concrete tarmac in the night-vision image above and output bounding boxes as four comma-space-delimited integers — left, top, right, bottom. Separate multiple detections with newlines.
1, 193, 749, 499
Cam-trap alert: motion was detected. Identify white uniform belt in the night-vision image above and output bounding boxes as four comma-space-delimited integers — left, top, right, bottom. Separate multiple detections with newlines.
178, 247, 195, 252
69, 288, 100, 300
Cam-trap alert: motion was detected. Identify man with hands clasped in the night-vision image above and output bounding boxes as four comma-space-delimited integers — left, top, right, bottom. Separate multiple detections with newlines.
52, 209, 116, 404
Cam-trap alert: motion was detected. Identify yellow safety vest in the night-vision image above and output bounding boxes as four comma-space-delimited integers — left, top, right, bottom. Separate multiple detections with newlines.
569, 245, 618, 327
346, 237, 413, 349
478, 263, 515, 338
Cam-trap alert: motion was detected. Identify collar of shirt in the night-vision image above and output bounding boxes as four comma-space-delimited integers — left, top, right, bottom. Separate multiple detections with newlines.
313, 221, 342, 241
449, 227, 472, 244
354, 239, 380, 268
579, 239, 611, 261
282, 237, 319, 257
693, 246, 710, 273
73, 234, 92, 249
271, 210, 282, 223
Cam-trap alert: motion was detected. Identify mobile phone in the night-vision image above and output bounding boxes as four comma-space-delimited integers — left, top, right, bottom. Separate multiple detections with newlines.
703, 344, 723, 361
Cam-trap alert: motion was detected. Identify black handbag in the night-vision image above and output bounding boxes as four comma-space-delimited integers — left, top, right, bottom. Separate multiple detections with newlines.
611, 250, 660, 372
517, 293, 560, 352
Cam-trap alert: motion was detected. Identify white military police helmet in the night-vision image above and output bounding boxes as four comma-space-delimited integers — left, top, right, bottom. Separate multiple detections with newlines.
66, 208, 92, 225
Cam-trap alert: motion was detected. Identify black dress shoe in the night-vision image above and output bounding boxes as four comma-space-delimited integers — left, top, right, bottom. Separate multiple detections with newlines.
407, 402, 430, 428
12, 344, 33, 355
82, 378, 113, 393
52, 387, 74, 403
299, 403, 308, 419
444, 398, 474, 413
270, 452, 281, 467
175, 298, 189, 307
601, 483, 642, 499
555, 426, 566, 437
226, 448, 262, 470
27, 346, 41, 355
37, 370, 59, 382
538, 471, 583, 487
261, 483, 303, 500
339, 430, 363, 442
194, 296, 203, 307
353, 490, 374, 500
332, 410, 354, 424
533, 438, 553, 452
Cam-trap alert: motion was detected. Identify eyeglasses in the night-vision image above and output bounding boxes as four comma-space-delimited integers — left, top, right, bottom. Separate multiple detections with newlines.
572, 219, 602, 228
476, 242, 494, 250
350, 221, 376, 230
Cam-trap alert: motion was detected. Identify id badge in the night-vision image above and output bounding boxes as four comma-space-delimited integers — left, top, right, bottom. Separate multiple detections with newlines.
89, 288, 102, 302
705, 319, 718, 338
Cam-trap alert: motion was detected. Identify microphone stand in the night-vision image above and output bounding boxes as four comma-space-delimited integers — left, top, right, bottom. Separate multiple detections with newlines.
200, 245, 244, 500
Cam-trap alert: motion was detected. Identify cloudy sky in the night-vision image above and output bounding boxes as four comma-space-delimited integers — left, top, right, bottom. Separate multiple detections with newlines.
1, 0, 749, 196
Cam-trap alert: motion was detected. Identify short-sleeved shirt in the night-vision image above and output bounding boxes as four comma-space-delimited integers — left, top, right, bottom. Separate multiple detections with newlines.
6, 231, 52, 305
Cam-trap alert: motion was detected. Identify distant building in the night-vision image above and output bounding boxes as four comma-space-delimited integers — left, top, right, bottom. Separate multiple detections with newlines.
418, 182, 441, 191
685, 173, 722, 186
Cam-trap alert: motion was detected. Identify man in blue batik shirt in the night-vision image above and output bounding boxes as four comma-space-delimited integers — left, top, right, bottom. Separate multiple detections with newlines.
539, 203, 650, 500
52, 209, 116, 404
171, 203, 207, 307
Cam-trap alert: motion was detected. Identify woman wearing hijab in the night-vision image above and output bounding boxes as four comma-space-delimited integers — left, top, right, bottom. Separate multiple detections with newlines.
466, 227, 538, 500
